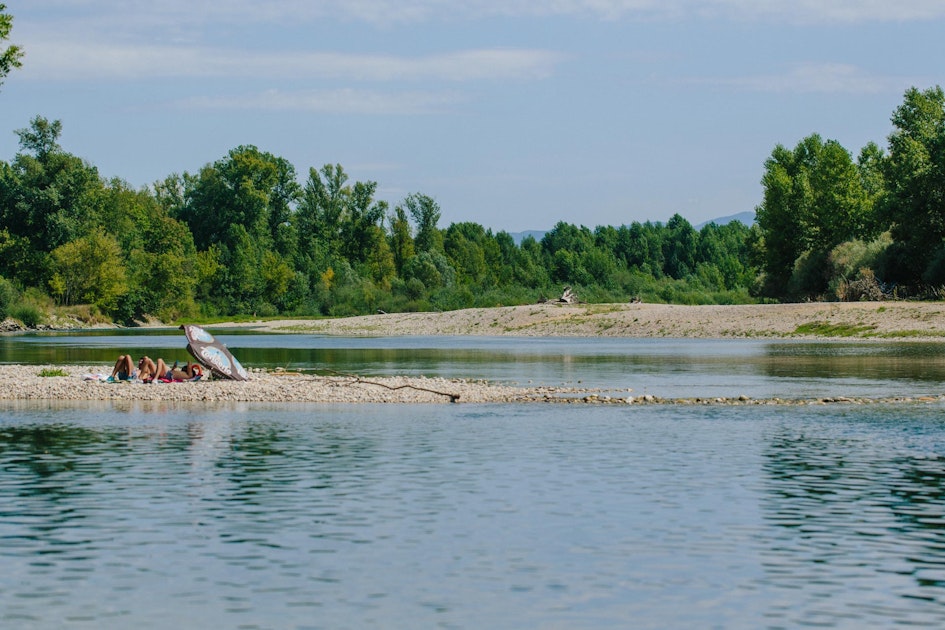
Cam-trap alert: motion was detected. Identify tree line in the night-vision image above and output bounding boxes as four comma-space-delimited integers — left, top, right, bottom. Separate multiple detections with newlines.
1, 78, 944, 323
0, 116, 757, 325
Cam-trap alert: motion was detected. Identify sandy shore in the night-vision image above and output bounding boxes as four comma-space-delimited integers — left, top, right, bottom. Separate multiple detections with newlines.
232, 301, 945, 339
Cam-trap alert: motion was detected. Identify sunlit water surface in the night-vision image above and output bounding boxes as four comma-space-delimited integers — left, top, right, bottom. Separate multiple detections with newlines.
2, 401, 945, 629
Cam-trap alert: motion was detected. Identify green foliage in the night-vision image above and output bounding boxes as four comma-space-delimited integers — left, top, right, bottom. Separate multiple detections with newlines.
0, 116, 104, 287
0, 4, 24, 88
11, 81, 945, 321
48, 228, 128, 313
794, 322, 878, 337
38, 368, 68, 377
388, 206, 415, 276
756, 134, 875, 299
881, 86, 945, 283
826, 234, 892, 300
0, 276, 15, 319
404, 193, 443, 253
10, 302, 42, 327
0, 110, 804, 326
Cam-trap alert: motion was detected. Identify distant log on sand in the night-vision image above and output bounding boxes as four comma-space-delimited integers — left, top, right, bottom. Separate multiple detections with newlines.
538, 286, 579, 304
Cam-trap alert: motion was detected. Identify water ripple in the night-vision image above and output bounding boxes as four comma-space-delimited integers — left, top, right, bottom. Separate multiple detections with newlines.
1, 402, 945, 627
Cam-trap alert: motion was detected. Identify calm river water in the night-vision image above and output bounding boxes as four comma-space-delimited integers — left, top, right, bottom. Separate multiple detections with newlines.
2, 332, 945, 628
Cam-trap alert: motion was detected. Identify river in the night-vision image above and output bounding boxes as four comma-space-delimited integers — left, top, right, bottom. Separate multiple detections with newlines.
1, 332, 944, 628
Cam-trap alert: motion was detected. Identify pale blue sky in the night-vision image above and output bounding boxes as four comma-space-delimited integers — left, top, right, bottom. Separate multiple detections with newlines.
1, 1, 943, 232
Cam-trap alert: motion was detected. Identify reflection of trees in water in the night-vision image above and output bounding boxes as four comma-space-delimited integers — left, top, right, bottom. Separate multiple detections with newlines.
761, 427, 945, 624
0, 424, 125, 494
761, 343, 945, 383
887, 456, 945, 586
0, 424, 130, 555
213, 422, 381, 495
0, 417, 386, 555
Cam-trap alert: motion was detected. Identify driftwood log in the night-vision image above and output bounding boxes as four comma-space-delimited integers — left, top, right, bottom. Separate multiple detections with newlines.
538, 286, 579, 304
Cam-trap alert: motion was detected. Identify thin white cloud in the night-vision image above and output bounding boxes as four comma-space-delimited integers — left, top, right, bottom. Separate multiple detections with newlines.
180, 88, 463, 115
709, 0, 945, 23
19, 38, 563, 82
19, 0, 945, 31
690, 63, 923, 95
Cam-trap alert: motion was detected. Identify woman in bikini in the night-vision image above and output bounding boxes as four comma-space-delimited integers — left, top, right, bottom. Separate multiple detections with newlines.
144, 357, 202, 382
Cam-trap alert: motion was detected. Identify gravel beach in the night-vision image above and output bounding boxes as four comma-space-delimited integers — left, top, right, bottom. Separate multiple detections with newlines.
232, 301, 945, 339
2, 301, 944, 405
0, 365, 594, 404
1, 364, 943, 407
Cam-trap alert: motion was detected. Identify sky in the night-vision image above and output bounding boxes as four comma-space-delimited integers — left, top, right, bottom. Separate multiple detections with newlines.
1, 1, 943, 233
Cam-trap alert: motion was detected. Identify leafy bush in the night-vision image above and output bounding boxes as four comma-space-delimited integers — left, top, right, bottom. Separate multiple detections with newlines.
788, 250, 830, 300
827, 234, 892, 300
835, 268, 885, 301
11, 303, 43, 328
921, 243, 945, 287
0, 277, 17, 320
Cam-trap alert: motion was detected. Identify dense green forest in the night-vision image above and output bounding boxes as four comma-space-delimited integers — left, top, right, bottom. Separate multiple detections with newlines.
0, 114, 758, 325
1, 85, 945, 326
0, 5, 944, 326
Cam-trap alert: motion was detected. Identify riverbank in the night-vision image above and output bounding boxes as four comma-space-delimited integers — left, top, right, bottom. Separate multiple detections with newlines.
3, 301, 945, 404
2, 365, 944, 407
227, 301, 945, 339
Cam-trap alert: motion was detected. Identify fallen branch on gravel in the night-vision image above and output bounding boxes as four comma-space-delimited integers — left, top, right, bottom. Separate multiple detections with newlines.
324, 370, 460, 402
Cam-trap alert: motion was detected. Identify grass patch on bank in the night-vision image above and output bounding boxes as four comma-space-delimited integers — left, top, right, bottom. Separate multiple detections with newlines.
874, 329, 945, 338
38, 368, 69, 377
794, 321, 878, 337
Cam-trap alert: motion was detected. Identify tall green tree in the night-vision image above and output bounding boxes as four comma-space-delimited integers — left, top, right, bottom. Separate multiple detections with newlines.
48, 228, 127, 313
180, 145, 298, 252
756, 144, 803, 293
880, 86, 945, 283
756, 134, 873, 297
662, 214, 698, 279
403, 193, 443, 253
804, 139, 872, 252
340, 180, 387, 265
295, 163, 349, 263
444, 222, 499, 288
388, 206, 415, 276
177, 146, 300, 311
0, 117, 103, 284
616, 221, 665, 276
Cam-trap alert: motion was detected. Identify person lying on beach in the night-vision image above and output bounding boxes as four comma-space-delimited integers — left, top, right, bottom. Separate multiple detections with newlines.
143, 357, 203, 382
109, 354, 139, 381
109, 355, 203, 383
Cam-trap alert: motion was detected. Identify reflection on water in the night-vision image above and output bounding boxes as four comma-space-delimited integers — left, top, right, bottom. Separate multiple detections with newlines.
2, 402, 945, 628
760, 415, 945, 626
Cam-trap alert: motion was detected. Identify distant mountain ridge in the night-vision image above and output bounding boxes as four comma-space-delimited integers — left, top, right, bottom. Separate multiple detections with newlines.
507, 211, 755, 244
695, 211, 755, 229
